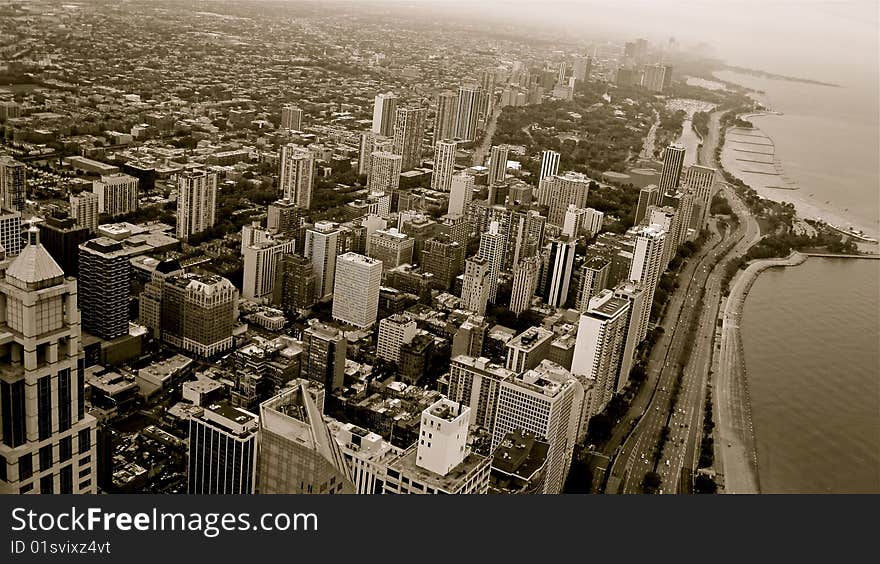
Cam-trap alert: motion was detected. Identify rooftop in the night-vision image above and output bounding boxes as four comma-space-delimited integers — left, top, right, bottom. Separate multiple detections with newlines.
389, 444, 488, 492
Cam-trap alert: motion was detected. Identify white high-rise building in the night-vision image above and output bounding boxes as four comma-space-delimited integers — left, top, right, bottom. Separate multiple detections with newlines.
304, 221, 341, 299
279, 144, 314, 209
332, 252, 382, 328
478, 221, 505, 303
69, 192, 99, 233
0, 225, 98, 494
635, 184, 661, 226
628, 224, 666, 343
455, 85, 481, 141
0, 156, 26, 212
612, 282, 647, 393
242, 234, 296, 299
572, 290, 631, 419
391, 106, 427, 170
93, 173, 138, 217
659, 144, 686, 192
543, 172, 591, 227
488, 145, 509, 185
176, 169, 217, 240
281, 105, 303, 130
460, 256, 491, 316
493, 360, 584, 494
367, 151, 402, 195
417, 398, 470, 476
445, 355, 515, 429
431, 140, 457, 192
447, 172, 474, 218
684, 165, 716, 230
510, 255, 541, 315
582, 208, 604, 237
434, 91, 458, 144
539, 150, 560, 184
377, 313, 418, 363
543, 237, 576, 308
372, 92, 398, 137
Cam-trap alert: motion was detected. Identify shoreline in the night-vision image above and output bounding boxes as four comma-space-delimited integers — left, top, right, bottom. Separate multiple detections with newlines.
714, 251, 808, 493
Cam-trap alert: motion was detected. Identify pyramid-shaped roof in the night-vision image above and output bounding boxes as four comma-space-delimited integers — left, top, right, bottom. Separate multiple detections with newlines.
6, 223, 65, 287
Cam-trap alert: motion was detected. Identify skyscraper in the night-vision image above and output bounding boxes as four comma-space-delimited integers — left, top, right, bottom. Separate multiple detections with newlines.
493, 360, 584, 494
510, 255, 541, 315
92, 173, 138, 217
272, 253, 316, 313
37, 216, 91, 277
367, 151, 402, 195
659, 144, 686, 192
69, 192, 99, 233
455, 85, 481, 141
281, 104, 303, 130
542, 236, 576, 308
478, 221, 505, 303
488, 145, 509, 185
0, 207, 21, 257
612, 281, 647, 393
242, 234, 296, 299
279, 144, 314, 209
431, 140, 457, 192
391, 106, 427, 170
332, 252, 382, 328
575, 255, 611, 313
304, 221, 341, 299
634, 184, 660, 226
0, 156, 26, 212
641, 64, 672, 93
434, 90, 458, 144
538, 150, 560, 185
684, 165, 717, 230
628, 224, 666, 343
267, 198, 307, 244
78, 237, 131, 340
372, 92, 398, 137
447, 171, 474, 218
257, 384, 354, 494
176, 169, 218, 240
421, 235, 464, 291
302, 321, 346, 392
368, 227, 414, 270
377, 313, 418, 364
0, 225, 97, 494
187, 403, 258, 495
543, 173, 591, 227
461, 256, 491, 316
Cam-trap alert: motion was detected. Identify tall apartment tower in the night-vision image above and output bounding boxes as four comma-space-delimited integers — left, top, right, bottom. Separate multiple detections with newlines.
372, 92, 398, 137
78, 238, 131, 340
434, 90, 458, 144
267, 198, 307, 243
281, 105, 303, 130
572, 290, 631, 418
304, 221, 341, 299
92, 173, 138, 217
332, 252, 382, 328
544, 173, 591, 227
612, 281, 647, 393
447, 171, 474, 218
575, 255, 611, 313
445, 355, 515, 429
0, 226, 97, 494
684, 165, 717, 230
542, 236, 576, 308
176, 169, 218, 240
478, 220, 505, 304
659, 144, 686, 192
510, 255, 541, 315
69, 192, 99, 233
0, 156, 26, 212
272, 253, 316, 314
368, 228, 413, 270
421, 235, 464, 292
257, 384, 354, 494
455, 85, 481, 141
367, 151, 402, 195
488, 145, 509, 185
279, 144, 314, 209
431, 140, 457, 192
460, 256, 491, 316
242, 235, 296, 300
187, 403, 258, 494
302, 321, 346, 392
392, 106, 427, 170
628, 224, 666, 343
493, 360, 584, 494
634, 184, 661, 226
377, 313, 418, 364
37, 216, 91, 277
538, 150, 560, 184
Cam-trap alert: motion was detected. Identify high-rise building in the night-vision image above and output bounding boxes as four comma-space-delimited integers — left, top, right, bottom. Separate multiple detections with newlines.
421, 235, 464, 291
478, 221, 505, 303
634, 184, 660, 226
434, 91, 458, 144
543, 173, 591, 227
267, 198, 307, 244
461, 256, 491, 316
642, 64, 672, 92
455, 85, 481, 141
612, 281, 647, 393
447, 171, 474, 218
367, 151, 402, 195
0, 208, 21, 257
391, 107, 427, 170
278, 144, 314, 209
445, 355, 515, 429
281, 105, 303, 130
659, 144, 686, 192
0, 156, 26, 212
372, 92, 398, 137
431, 140, 457, 192
572, 290, 631, 418
542, 236, 576, 308
488, 145, 509, 185
377, 313, 418, 364
69, 192, 99, 233
368, 227, 414, 271
272, 253, 316, 313
510, 255, 541, 315
332, 252, 382, 328
493, 360, 584, 494
302, 321, 346, 392
506, 326, 554, 373
538, 150, 560, 185
92, 173, 138, 217
187, 403, 258, 494
304, 221, 341, 299
257, 384, 355, 494
78, 237, 131, 340
572, 56, 592, 81
242, 234, 296, 300
575, 255, 610, 313
628, 224, 666, 343
0, 225, 97, 494
176, 169, 218, 240
37, 216, 91, 277
684, 165, 717, 230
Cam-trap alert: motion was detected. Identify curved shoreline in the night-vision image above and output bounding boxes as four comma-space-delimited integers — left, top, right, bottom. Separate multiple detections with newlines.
714, 251, 807, 493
